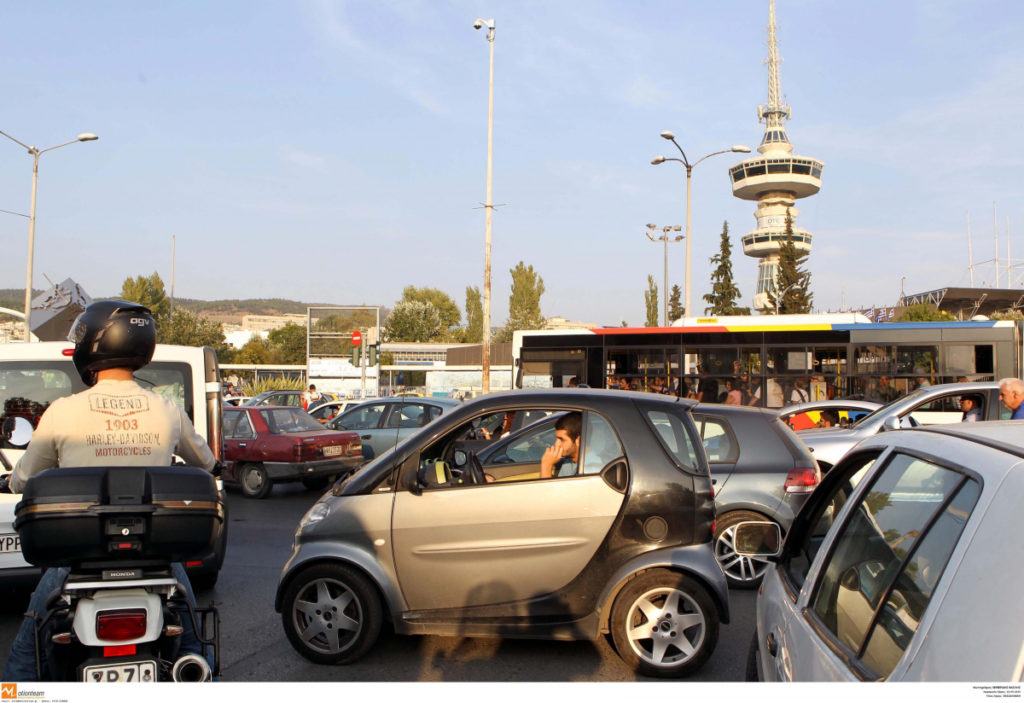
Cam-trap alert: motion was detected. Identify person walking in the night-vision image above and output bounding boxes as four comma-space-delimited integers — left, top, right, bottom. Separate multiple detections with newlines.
998, 378, 1024, 419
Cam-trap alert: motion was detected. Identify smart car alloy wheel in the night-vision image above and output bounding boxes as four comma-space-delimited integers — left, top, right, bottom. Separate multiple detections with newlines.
611, 569, 718, 678
281, 564, 383, 665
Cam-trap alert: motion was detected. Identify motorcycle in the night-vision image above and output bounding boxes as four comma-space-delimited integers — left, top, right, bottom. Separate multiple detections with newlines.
1, 420, 223, 682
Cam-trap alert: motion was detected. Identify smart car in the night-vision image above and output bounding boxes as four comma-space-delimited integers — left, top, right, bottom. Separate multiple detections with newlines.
275, 390, 729, 678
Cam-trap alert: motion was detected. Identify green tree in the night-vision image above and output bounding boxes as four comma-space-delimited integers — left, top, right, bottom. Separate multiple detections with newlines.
156, 308, 234, 362
897, 304, 955, 322
463, 285, 483, 343
495, 261, 546, 342
267, 322, 307, 364
310, 309, 377, 356
668, 284, 684, 322
382, 300, 443, 342
401, 286, 461, 334
644, 275, 660, 327
703, 221, 751, 315
991, 309, 1024, 321
236, 335, 276, 364
766, 210, 813, 314
120, 272, 170, 319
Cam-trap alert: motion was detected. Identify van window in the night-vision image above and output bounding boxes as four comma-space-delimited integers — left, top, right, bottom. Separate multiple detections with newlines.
1, 360, 195, 451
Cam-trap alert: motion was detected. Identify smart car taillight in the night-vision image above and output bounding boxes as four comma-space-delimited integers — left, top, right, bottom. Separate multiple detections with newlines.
784, 466, 821, 494
96, 609, 147, 641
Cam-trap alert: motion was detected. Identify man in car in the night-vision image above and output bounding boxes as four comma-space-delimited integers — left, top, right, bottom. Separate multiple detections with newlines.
998, 377, 1024, 419
540, 412, 581, 478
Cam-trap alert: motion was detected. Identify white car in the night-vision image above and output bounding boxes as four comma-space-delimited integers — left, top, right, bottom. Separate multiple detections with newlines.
739, 421, 1024, 681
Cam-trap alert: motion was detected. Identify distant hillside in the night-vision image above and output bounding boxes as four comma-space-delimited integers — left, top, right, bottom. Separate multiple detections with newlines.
0, 288, 373, 324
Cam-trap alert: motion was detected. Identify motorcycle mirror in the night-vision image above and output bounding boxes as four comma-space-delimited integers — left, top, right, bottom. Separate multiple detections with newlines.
3, 417, 33, 447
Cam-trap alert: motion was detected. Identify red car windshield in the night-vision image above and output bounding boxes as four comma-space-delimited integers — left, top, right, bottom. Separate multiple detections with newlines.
259, 408, 328, 434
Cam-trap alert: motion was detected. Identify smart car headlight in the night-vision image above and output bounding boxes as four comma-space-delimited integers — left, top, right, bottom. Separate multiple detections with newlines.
299, 501, 331, 529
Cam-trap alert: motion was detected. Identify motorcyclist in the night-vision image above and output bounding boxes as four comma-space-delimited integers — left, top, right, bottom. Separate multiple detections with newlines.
2, 300, 217, 681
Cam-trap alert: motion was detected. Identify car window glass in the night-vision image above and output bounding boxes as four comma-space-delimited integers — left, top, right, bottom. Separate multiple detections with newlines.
234, 412, 256, 439
504, 423, 556, 464
783, 453, 877, 591
643, 408, 700, 472
809, 453, 977, 674
336, 403, 386, 430
694, 415, 737, 463
582, 411, 624, 474
223, 410, 241, 438
386, 403, 432, 429
860, 479, 980, 676
260, 408, 324, 434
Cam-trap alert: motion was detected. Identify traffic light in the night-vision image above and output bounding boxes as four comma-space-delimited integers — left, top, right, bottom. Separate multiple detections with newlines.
351, 344, 361, 366
368, 343, 379, 366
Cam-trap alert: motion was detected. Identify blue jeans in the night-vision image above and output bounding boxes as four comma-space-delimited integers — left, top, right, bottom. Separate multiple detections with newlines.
2, 563, 214, 681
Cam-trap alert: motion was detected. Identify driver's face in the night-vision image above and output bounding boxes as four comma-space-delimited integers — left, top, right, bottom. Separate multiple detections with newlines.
553, 429, 579, 461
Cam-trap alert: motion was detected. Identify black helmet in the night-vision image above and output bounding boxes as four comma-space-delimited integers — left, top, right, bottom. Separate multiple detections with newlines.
68, 300, 157, 386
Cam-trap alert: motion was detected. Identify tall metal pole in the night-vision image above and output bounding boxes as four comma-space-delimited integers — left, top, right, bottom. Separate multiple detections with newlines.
478, 19, 496, 394
684, 165, 694, 315
663, 235, 669, 326
23, 152, 40, 341
170, 235, 176, 320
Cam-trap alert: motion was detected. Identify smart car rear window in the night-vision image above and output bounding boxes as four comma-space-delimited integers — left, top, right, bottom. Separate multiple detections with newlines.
643, 408, 701, 472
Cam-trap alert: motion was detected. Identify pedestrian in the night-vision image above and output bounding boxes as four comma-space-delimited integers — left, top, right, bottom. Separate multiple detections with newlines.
790, 378, 810, 405
301, 384, 322, 411
998, 378, 1024, 419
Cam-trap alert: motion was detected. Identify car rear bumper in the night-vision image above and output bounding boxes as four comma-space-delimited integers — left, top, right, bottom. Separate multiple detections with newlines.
263, 457, 362, 481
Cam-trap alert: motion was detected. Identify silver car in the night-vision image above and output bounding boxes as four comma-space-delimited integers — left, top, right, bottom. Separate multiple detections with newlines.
325, 397, 460, 460
739, 421, 1024, 681
797, 382, 1007, 470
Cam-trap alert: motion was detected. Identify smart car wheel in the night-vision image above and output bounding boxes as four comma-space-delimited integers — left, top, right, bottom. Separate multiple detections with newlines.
281, 563, 382, 665
610, 569, 718, 678
714, 510, 774, 588
240, 462, 272, 499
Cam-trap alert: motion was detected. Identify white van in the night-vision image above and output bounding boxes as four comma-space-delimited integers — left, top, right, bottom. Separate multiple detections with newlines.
0, 342, 226, 589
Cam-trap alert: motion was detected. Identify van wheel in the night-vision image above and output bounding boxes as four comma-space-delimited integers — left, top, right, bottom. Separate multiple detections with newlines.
714, 510, 774, 588
281, 563, 382, 665
240, 463, 272, 499
610, 569, 718, 678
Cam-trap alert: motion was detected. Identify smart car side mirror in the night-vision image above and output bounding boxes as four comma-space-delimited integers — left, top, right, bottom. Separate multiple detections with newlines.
733, 521, 782, 558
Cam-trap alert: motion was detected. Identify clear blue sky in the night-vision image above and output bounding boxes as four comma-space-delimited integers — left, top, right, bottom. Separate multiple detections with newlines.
1, 0, 1022, 326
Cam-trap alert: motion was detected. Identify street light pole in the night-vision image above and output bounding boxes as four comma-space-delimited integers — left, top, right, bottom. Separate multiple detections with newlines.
474, 17, 495, 393
774, 282, 800, 315
646, 224, 683, 326
652, 134, 751, 317
0, 130, 98, 342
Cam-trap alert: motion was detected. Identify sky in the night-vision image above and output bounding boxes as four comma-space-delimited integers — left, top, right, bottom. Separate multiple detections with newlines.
1, 0, 1023, 327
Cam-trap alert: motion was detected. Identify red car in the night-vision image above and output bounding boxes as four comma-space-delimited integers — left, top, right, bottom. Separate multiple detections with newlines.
223, 406, 362, 499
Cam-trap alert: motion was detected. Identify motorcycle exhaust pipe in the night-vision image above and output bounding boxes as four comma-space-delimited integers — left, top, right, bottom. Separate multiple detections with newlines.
171, 653, 212, 682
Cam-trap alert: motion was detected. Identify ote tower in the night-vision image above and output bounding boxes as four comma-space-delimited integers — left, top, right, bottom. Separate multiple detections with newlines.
729, 0, 823, 311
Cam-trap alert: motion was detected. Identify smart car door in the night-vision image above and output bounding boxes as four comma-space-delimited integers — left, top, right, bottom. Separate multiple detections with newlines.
391, 409, 628, 613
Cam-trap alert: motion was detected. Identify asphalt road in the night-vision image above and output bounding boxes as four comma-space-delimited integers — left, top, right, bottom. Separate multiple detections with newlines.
0, 483, 757, 682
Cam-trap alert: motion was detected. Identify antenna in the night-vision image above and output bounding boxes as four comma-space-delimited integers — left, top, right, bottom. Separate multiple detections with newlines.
967, 212, 974, 287
760, 0, 791, 127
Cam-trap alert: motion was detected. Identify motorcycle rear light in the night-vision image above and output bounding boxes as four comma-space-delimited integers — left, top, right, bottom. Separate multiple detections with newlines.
96, 609, 147, 641
784, 466, 821, 494
104, 644, 137, 658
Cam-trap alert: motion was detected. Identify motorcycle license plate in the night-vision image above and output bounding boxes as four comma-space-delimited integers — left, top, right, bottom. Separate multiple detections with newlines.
0, 534, 20, 553
83, 660, 157, 683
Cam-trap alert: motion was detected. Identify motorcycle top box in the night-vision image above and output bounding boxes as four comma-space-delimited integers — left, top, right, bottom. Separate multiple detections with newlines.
14, 466, 223, 568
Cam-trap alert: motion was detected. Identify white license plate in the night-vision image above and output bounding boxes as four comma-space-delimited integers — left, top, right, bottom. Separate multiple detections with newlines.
0, 534, 20, 553
323, 445, 343, 457
83, 660, 157, 683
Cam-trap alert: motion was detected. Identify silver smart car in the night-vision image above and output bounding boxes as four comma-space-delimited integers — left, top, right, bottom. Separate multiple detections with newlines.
275, 390, 730, 678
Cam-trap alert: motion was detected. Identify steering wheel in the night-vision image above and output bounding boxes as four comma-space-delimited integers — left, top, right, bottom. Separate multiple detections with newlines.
466, 451, 486, 485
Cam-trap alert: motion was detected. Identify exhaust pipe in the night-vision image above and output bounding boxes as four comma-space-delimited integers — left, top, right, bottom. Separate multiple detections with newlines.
171, 653, 212, 682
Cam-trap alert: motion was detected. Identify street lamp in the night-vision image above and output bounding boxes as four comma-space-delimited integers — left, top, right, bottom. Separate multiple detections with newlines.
652, 132, 750, 317
474, 17, 495, 393
645, 223, 683, 326
0, 129, 98, 342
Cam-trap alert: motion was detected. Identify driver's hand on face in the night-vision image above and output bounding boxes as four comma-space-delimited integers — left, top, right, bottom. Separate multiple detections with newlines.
541, 444, 561, 478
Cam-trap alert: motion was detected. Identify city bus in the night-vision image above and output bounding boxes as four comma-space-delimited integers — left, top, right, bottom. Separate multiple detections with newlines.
511, 314, 1024, 405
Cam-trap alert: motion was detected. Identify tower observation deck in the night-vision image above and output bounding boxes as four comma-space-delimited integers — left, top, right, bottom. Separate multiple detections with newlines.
730, 0, 823, 311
